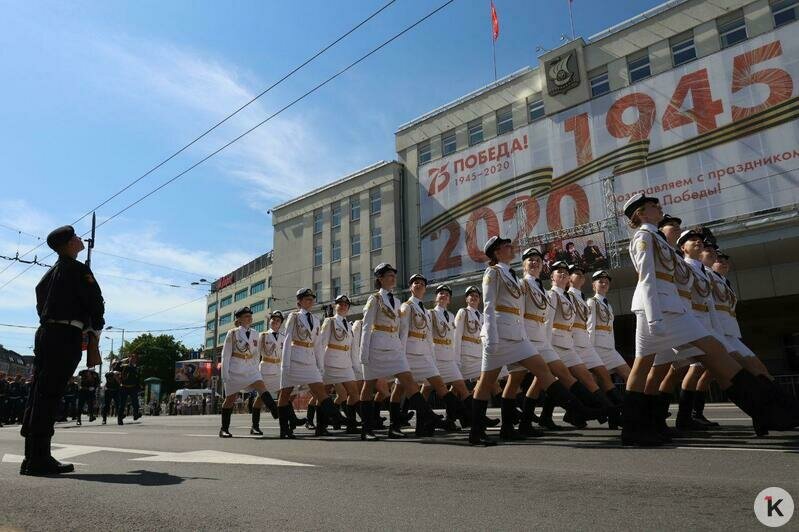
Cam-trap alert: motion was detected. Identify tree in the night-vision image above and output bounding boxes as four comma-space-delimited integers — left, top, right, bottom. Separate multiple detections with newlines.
123, 334, 191, 393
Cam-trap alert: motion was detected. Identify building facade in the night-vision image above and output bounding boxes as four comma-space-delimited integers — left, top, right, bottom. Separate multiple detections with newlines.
202, 251, 273, 361
270, 161, 404, 316
395, 0, 799, 372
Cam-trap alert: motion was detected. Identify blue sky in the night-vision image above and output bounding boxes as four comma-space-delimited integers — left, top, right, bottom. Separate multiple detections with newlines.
0, 0, 664, 363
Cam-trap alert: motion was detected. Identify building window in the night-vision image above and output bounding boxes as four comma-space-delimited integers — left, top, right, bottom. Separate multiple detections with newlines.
351, 273, 362, 294
331, 203, 341, 229
234, 288, 247, 302
206, 320, 214, 332
207, 302, 217, 314
441, 130, 456, 156
250, 280, 265, 295
351, 233, 361, 256
350, 196, 360, 221
250, 300, 265, 314
370, 188, 381, 216
772, 0, 798, 27
313, 282, 322, 299
527, 98, 544, 122
371, 226, 382, 252
418, 140, 432, 165
590, 70, 610, 97
468, 119, 483, 146
205, 337, 214, 348
671, 32, 696, 66
219, 313, 232, 326
218, 333, 226, 344
267, 276, 272, 288
314, 245, 323, 267
627, 51, 651, 83
267, 296, 273, 309
252, 321, 265, 333
331, 277, 341, 298
313, 209, 323, 234
495, 106, 513, 136
718, 11, 747, 48
332, 238, 341, 262
220, 295, 232, 308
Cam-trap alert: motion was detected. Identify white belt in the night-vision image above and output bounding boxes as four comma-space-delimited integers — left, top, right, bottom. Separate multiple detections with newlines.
46, 319, 84, 330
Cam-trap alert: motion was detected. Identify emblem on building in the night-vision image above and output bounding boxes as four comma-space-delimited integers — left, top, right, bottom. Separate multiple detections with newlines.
546, 50, 580, 96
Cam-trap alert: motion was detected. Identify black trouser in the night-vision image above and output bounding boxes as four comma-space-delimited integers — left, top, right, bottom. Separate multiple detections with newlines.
21, 324, 83, 439
77, 389, 96, 420
102, 389, 120, 420
119, 387, 140, 420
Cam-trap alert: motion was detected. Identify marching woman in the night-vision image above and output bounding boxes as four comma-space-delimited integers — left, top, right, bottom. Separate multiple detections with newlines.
453, 286, 484, 386
587, 271, 630, 380
317, 295, 359, 434
219, 307, 277, 438
359, 263, 436, 441
395, 274, 450, 437
621, 193, 799, 446
348, 319, 364, 429
468, 237, 596, 446
252, 311, 285, 435
277, 288, 344, 439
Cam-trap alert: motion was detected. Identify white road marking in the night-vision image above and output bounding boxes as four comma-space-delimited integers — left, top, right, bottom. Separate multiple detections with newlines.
676, 446, 798, 453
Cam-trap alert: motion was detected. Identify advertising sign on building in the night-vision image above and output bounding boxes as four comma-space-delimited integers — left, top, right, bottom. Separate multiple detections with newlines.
418, 25, 799, 279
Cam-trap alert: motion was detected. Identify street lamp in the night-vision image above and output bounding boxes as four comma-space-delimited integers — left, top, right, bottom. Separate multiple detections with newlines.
105, 326, 126, 359
193, 278, 220, 413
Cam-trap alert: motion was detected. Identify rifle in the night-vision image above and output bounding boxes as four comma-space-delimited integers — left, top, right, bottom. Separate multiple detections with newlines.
85, 213, 101, 367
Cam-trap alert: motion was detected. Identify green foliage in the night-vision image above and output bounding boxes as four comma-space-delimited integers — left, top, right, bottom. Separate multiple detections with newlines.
122, 334, 190, 393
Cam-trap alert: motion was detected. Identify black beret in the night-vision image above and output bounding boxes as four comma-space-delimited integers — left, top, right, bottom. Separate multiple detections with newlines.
46, 225, 76, 251
408, 273, 427, 285
296, 287, 316, 299
374, 263, 397, 277
623, 193, 658, 219
234, 306, 252, 318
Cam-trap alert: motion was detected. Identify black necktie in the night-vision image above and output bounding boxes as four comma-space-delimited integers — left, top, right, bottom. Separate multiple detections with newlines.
476, 310, 481, 319
388, 292, 395, 308
443, 310, 450, 322
535, 278, 543, 291
603, 298, 608, 305
245, 330, 251, 340
417, 301, 425, 313
509, 268, 518, 281
306, 313, 313, 330
343, 320, 348, 331
657, 229, 668, 241
272, 332, 278, 341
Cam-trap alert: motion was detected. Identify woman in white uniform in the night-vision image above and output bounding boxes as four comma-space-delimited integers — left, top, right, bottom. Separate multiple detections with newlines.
453, 286, 484, 384
277, 288, 345, 439
318, 295, 359, 434
349, 319, 365, 429
359, 263, 436, 441
621, 193, 799, 446
587, 271, 630, 379
252, 311, 285, 435
468, 237, 596, 446
219, 307, 275, 438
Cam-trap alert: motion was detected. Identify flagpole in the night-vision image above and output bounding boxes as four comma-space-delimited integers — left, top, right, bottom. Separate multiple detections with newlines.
491, 35, 497, 81
567, 0, 575, 40
490, 0, 497, 81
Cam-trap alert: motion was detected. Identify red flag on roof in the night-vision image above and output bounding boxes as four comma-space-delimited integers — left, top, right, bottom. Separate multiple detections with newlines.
490, 0, 499, 41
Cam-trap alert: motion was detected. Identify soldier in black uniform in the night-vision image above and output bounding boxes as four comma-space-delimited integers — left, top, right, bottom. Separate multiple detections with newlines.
76, 367, 99, 425
102, 368, 121, 424
21, 225, 105, 476
118, 353, 142, 425
0, 372, 7, 426
9, 376, 27, 424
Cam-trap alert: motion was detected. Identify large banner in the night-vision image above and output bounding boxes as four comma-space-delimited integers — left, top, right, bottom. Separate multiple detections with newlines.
418, 24, 799, 279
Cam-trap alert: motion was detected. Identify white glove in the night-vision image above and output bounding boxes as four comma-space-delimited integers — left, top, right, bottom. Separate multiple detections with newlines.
648, 320, 666, 336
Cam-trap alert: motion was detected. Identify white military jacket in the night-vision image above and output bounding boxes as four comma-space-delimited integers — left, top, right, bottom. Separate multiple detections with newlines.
360, 288, 403, 362
221, 326, 259, 385
318, 315, 354, 369
431, 305, 457, 361
587, 295, 615, 350
453, 306, 483, 359
546, 286, 576, 349
258, 328, 283, 376
399, 296, 434, 356
684, 257, 723, 332
567, 287, 592, 348
481, 262, 525, 345
629, 223, 686, 324
351, 320, 363, 372
281, 309, 323, 371
521, 275, 550, 343
709, 271, 741, 337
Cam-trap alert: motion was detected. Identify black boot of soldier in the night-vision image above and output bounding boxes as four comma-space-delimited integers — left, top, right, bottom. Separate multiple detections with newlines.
260, 391, 279, 419
468, 399, 497, 446
278, 405, 296, 439
675, 390, 707, 431
360, 401, 379, 441
499, 398, 524, 441
518, 396, 544, 437
219, 408, 233, 438
692, 390, 719, 427
250, 409, 263, 435
537, 392, 562, 430
21, 437, 74, 476
388, 402, 406, 439
305, 405, 316, 430
441, 392, 461, 432
621, 391, 662, 446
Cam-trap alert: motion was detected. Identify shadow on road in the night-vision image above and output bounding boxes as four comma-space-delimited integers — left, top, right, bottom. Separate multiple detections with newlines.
59, 470, 215, 486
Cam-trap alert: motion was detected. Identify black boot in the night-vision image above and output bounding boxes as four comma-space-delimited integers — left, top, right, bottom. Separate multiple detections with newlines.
260, 391, 279, 419
21, 437, 75, 476
651, 393, 673, 443
568, 382, 607, 424
441, 393, 461, 432
407, 392, 436, 436
20, 437, 32, 475
219, 408, 233, 438
537, 391, 563, 430
372, 401, 386, 430
620, 391, 662, 446
468, 399, 497, 446
692, 390, 719, 427
727, 369, 799, 434
316, 398, 340, 436
388, 402, 406, 439
360, 401, 380, 441
305, 405, 316, 430
288, 403, 304, 429
606, 387, 625, 430
344, 403, 361, 434
400, 400, 414, 427
675, 390, 707, 431
278, 405, 296, 439
499, 398, 524, 441
518, 396, 544, 437
592, 389, 616, 427
458, 395, 473, 428
250, 409, 263, 435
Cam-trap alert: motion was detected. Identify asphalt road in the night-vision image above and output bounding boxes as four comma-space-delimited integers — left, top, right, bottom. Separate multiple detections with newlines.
1, 405, 797, 531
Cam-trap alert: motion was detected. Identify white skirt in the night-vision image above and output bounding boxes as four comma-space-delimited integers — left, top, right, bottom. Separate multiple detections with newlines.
635, 311, 709, 358
436, 359, 463, 383
352, 363, 364, 381
595, 346, 627, 370
280, 361, 323, 389
482, 338, 537, 372
224, 362, 263, 396
363, 348, 410, 380
324, 365, 357, 385
530, 338, 560, 364
259, 371, 281, 394
575, 344, 604, 369
552, 344, 583, 368
726, 335, 756, 357
460, 355, 482, 380
406, 352, 440, 383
